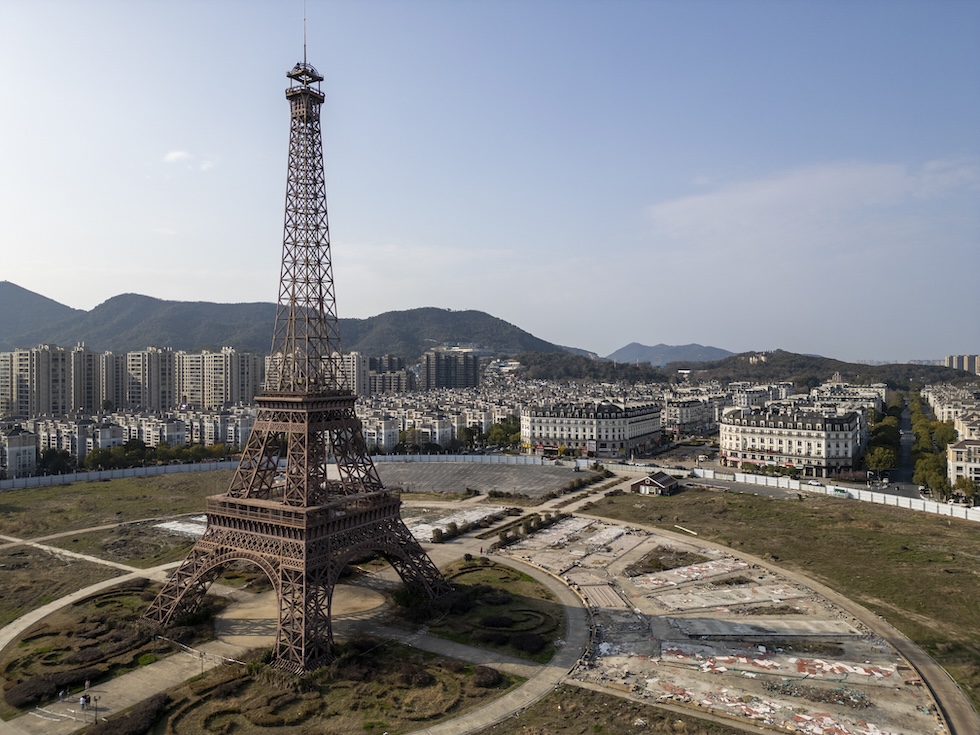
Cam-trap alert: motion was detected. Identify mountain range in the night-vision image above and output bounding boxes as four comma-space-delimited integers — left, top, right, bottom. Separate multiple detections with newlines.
606, 342, 733, 366
0, 282, 590, 361
0, 282, 964, 389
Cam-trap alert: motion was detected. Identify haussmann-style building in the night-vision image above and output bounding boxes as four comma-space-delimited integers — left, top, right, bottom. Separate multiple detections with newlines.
719, 407, 866, 479
521, 401, 662, 458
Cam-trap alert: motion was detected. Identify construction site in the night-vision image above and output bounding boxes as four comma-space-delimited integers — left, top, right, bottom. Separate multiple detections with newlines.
498, 514, 944, 735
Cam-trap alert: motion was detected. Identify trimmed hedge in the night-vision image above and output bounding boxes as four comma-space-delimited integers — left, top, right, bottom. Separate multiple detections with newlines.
87, 693, 171, 735
472, 666, 501, 688
3, 667, 101, 709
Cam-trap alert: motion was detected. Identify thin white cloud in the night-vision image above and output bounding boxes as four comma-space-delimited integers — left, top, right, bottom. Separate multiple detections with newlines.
646, 159, 980, 258
914, 158, 980, 199
333, 239, 518, 316
163, 150, 191, 163
199, 160, 214, 172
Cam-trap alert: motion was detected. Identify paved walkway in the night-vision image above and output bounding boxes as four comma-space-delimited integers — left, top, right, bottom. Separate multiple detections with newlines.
0, 525, 591, 735
2, 476, 977, 735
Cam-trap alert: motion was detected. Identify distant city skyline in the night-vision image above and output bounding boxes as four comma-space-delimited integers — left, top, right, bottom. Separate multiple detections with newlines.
1, 1, 977, 363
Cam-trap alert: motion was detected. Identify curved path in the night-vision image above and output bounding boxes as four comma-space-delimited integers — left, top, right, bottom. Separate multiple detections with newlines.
0, 526, 592, 735
2, 483, 978, 735
562, 482, 980, 735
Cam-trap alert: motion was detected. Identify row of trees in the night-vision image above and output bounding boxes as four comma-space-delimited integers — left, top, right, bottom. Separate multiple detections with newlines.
864, 391, 905, 475
389, 415, 522, 455
907, 393, 962, 500
36, 440, 232, 474
40, 414, 526, 475
839, 391, 977, 504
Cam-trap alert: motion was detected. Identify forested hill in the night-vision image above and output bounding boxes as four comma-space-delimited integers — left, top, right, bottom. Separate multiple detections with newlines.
516, 349, 966, 390
0, 281, 83, 345
0, 284, 564, 360
671, 350, 962, 390
340, 307, 561, 359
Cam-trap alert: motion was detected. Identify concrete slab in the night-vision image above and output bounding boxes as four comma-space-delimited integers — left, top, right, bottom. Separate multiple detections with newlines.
655, 583, 806, 611
670, 616, 862, 638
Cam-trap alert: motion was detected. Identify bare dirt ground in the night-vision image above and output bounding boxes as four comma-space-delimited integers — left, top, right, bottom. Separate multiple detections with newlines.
376, 462, 581, 499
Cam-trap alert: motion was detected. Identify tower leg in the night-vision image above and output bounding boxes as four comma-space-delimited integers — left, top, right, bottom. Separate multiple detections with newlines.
143, 546, 225, 627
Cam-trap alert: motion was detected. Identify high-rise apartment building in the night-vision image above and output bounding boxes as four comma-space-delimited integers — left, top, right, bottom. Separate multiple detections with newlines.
10, 345, 70, 417
945, 355, 980, 374
421, 348, 483, 390
127, 347, 176, 412
176, 347, 261, 411
70, 343, 102, 414
0, 353, 12, 416
99, 351, 128, 411
176, 351, 204, 408
368, 355, 413, 394
1, 343, 259, 417
341, 351, 369, 397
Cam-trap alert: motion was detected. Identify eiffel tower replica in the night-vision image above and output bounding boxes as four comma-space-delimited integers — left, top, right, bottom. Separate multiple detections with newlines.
142, 54, 451, 673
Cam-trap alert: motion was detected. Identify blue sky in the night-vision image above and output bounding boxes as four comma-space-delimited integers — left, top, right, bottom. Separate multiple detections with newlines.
1, 0, 977, 363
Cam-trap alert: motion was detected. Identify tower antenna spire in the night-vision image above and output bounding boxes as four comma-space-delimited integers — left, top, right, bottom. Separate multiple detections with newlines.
303, 1, 307, 65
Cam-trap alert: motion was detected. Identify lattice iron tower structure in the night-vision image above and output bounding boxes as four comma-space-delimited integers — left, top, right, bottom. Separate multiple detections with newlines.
142, 58, 451, 673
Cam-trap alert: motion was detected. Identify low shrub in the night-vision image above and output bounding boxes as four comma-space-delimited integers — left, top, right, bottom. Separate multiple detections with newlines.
87, 693, 170, 735
63, 647, 105, 665
480, 590, 512, 606
3, 667, 101, 709
471, 666, 501, 688
449, 597, 474, 615
398, 663, 435, 687
478, 631, 510, 646
247, 709, 284, 727
511, 632, 547, 654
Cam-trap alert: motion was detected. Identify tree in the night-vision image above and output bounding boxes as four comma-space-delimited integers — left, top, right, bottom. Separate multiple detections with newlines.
398, 427, 421, 454
487, 414, 520, 448
865, 447, 898, 473
886, 390, 905, 413
84, 448, 113, 471
486, 423, 509, 447
913, 453, 951, 498
457, 426, 477, 448
155, 442, 174, 463
953, 477, 978, 502
933, 422, 958, 451
38, 448, 75, 474
870, 422, 901, 451
122, 438, 150, 464
188, 444, 210, 463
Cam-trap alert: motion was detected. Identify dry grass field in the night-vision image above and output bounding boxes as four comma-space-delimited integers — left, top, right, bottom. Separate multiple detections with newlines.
0, 581, 217, 721
2, 469, 978, 732
0, 547, 122, 628
155, 640, 523, 735
474, 684, 745, 735
426, 559, 566, 664
0, 472, 233, 539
